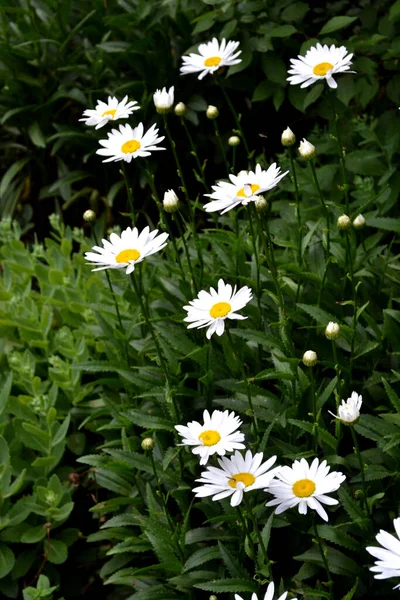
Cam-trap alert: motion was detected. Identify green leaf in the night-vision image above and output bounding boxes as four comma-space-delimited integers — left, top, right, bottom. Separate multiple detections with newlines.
0, 160, 30, 199
21, 525, 47, 544
270, 25, 297, 37
27, 122, 46, 148
0, 544, 15, 578
294, 545, 361, 576
45, 539, 68, 564
183, 546, 220, 572
316, 525, 359, 551
194, 578, 258, 593
218, 541, 250, 579
382, 378, 400, 413
366, 217, 400, 234
52, 415, 70, 446
121, 410, 173, 431
319, 16, 358, 35
317, 376, 338, 410
337, 487, 365, 524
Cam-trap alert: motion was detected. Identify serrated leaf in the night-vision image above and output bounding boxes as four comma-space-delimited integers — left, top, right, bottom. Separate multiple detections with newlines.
194, 578, 258, 593
121, 410, 173, 431
218, 541, 250, 580
382, 378, 400, 413
183, 546, 220, 572
316, 525, 359, 551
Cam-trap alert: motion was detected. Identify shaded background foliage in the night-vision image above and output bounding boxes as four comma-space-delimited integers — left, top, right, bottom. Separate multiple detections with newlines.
1, 0, 400, 599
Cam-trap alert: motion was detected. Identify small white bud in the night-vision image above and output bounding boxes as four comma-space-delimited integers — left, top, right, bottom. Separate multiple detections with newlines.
329, 391, 362, 424
153, 86, 174, 114
302, 350, 318, 367
353, 214, 366, 229
228, 135, 240, 147
163, 189, 180, 213
337, 214, 351, 230
174, 102, 187, 116
141, 437, 154, 451
237, 170, 248, 177
255, 195, 268, 213
325, 321, 341, 340
298, 138, 316, 160
83, 209, 96, 223
206, 105, 219, 120
281, 126, 296, 147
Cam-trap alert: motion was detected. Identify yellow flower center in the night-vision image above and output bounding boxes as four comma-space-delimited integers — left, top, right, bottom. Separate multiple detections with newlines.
237, 183, 260, 198
292, 478, 316, 498
228, 472, 255, 488
209, 301, 231, 318
313, 62, 334, 77
204, 56, 222, 67
121, 139, 141, 154
115, 249, 141, 263
198, 430, 221, 446
101, 109, 117, 118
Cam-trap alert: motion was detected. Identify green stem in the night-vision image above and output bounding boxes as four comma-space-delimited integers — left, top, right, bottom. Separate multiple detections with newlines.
236, 505, 256, 561
309, 160, 330, 255
212, 119, 230, 177
121, 162, 135, 220
350, 425, 371, 518
313, 516, 334, 600
331, 341, 342, 442
216, 78, 250, 157
243, 494, 269, 572
344, 231, 357, 382
173, 212, 198, 293
180, 117, 210, 192
226, 328, 259, 440
289, 148, 302, 268
310, 366, 318, 453
246, 206, 262, 320
329, 95, 350, 213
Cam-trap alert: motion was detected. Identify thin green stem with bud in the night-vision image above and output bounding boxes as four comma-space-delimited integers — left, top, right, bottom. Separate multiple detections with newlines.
310, 366, 318, 453
212, 119, 230, 177
121, 162, 135, 219
350, 424, 371, 518
215, 77, 250, 157
288, 148, 302, 268
309, 160, 330, 255
180, 117, 210, 192
329, 94, 350, 213
344, 230, 357, 382
173, 212, 198, 294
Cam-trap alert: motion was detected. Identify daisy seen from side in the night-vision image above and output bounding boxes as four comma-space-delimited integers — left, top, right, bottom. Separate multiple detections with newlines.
80, 95, 140, 129
153, 86, 174, 114
366, 518, 400, 589
180, 37, 241, 80
235, 581, 297, 600
175, 409, 245, 465
287, 43, 354, 89
85, 226, 168, 275
204, 163, 288, 214
193, 449, 278, 507
183, 278, 252, 339
328, 391, 362, 424
96, 123, 165, 163
265, 457, 346, 522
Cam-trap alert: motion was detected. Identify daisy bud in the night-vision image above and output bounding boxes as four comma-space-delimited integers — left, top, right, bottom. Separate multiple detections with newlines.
228, 135, 240, 147
174, 102, 187, 116
153, 86, 174, 114
325, 321, 340, 340
337, 214, 351, 230
298, 138, 316, 161
83, 209, 96, 223
303, 350, 317, 367
206, 105, 219, 120
255, 195, 268, 213
141, 437, 154, 451
209, 597, 218, 600
237, 170, 248, 177
353, 214, 366, 229
281, 126, 296, 147
163, 189, 180, 213
329, 391, 362, 424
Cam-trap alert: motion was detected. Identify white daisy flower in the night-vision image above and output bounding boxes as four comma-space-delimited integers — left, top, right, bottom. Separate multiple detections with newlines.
265, 457, 346, 522
175, 409, 245, 465
366, 518, 400, 589
193, 449, 278, 507
153, 86, 174, 114
287, 43, 354, 90
235, 581, 297, 600
329, 391, 362, 424
180, 37, 242, 80
183, 278, 252, 339
96, 123, 165, 163
79, 95, 139, 129
203, 163, 288, 214
85, 226, 168, 274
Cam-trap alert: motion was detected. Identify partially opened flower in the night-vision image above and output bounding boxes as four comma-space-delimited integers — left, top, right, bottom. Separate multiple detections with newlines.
80, 95, 139, 129
366, 518, 400, 589
204, 163, 288, 214
96, 123, 165, 163
183, 279, 252, 339
175, 409, 245, 465
266, 457, 345, 521
329, 391, 362, 424
180, 37, 241, 80
85, 226, 168, 274
235, 581, 297, 600
193, 450, 278, 507
287, 43, 354, 89
153, 86, 174, 114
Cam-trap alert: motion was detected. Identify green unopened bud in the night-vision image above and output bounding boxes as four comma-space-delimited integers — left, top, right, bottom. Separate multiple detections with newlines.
45, 491, 56, 505
298, 138, 316, 160
163, 189, 180, 213
281, 126, 296, 147
209, 596, 218, 600
228, 135, 240, 147
325, 321, 341, 340
141, 437, 154, 451
353, 214, 366, 229
206, 105, 219, 120
174, 102, 187, 117
303, 350, 317, 367
337, 214, 351, 230
83, 209, 96, 223
255, 195, 268, 213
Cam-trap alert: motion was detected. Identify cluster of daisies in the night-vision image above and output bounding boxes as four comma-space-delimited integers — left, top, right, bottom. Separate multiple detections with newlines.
80, 33, 400, 593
